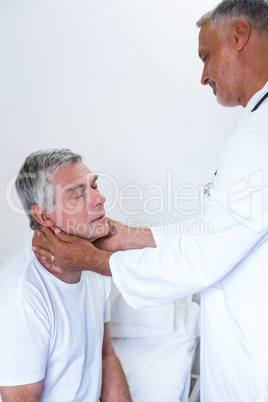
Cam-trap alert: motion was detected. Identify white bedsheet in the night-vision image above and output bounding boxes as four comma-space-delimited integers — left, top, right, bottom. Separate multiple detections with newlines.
112, 301, 199, 402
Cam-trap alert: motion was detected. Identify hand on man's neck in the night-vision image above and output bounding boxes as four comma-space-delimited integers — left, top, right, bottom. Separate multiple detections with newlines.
32, 231, 82, 284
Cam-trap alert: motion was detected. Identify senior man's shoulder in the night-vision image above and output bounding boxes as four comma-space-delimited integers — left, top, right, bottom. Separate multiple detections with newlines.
0, 240, 34, 307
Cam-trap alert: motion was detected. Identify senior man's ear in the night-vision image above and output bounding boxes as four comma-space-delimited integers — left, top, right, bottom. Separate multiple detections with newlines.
31, 205, 54, 228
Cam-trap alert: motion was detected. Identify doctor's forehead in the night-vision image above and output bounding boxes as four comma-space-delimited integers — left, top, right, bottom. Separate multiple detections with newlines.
198, 23, 222, 57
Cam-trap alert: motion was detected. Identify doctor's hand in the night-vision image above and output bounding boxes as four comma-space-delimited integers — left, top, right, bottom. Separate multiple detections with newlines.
32, 228, 112, 275
93, 218, 156, 251
92, 219, 130, 252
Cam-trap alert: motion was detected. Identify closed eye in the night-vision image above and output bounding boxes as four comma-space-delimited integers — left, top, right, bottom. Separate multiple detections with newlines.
92, 179, 98, 190
73, 188, 85, 199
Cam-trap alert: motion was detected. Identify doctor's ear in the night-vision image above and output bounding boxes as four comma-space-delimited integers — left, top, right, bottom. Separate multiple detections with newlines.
233, 19, 251, 51
31, 205, 54, 228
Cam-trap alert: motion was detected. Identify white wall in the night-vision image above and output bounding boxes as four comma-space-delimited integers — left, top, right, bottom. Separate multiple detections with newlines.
0, 0, 241, 264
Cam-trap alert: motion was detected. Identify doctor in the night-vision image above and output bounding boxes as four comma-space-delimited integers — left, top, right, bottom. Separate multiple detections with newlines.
34, 0, 268, 400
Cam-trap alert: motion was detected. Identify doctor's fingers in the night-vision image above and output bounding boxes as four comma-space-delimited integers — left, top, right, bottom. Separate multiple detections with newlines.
42, 227, 76, 247
32, 245, 63, 271
32, 229, 57, 260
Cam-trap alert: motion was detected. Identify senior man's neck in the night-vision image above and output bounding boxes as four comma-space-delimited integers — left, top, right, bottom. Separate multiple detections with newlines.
32, 231, 82, 284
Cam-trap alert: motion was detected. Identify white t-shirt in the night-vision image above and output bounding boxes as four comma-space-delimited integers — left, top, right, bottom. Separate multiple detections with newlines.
0, 239, 111, 402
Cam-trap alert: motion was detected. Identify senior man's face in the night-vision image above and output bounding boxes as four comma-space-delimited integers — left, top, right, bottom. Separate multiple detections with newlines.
48, 162, 110, 241
198, 22, 241, 107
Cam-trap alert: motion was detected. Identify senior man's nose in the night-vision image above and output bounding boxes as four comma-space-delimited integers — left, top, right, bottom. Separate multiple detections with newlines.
90, 189, 106, 207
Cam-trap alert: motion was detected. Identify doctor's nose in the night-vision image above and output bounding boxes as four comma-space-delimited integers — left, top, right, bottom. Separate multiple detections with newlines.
201, 65, 210, 86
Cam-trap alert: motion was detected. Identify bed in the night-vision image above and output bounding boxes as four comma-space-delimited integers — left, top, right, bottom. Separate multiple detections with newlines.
110, 282, 200, 402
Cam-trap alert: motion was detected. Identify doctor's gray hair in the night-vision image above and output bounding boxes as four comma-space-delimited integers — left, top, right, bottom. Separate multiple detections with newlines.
15, 149, 82, 230
197, 0, 268, 35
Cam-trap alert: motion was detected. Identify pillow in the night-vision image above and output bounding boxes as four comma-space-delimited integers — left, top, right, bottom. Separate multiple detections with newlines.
110, 280, 190, 338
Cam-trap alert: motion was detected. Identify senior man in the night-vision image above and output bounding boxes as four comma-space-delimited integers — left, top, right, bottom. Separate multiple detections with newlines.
34, 0, 268, 401
0, 149, 132, 401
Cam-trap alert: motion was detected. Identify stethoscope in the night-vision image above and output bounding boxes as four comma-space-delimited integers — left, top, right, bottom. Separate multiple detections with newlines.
251, 91, 268, 112
203, 91, 268, 196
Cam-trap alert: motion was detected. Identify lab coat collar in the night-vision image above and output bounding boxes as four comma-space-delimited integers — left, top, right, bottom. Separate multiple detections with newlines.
244, 81, 268, 113
237, 81, 268, 127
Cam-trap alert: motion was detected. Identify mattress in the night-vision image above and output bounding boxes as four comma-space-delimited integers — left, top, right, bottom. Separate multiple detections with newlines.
112, 301, 200, 402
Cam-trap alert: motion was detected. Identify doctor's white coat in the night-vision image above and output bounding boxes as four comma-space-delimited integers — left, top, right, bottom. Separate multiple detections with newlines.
110, 82, 268, 401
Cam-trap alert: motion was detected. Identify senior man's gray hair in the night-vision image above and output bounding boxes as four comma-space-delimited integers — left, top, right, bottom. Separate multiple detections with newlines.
15, 149, 82, 230
197, 0, 268, 35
